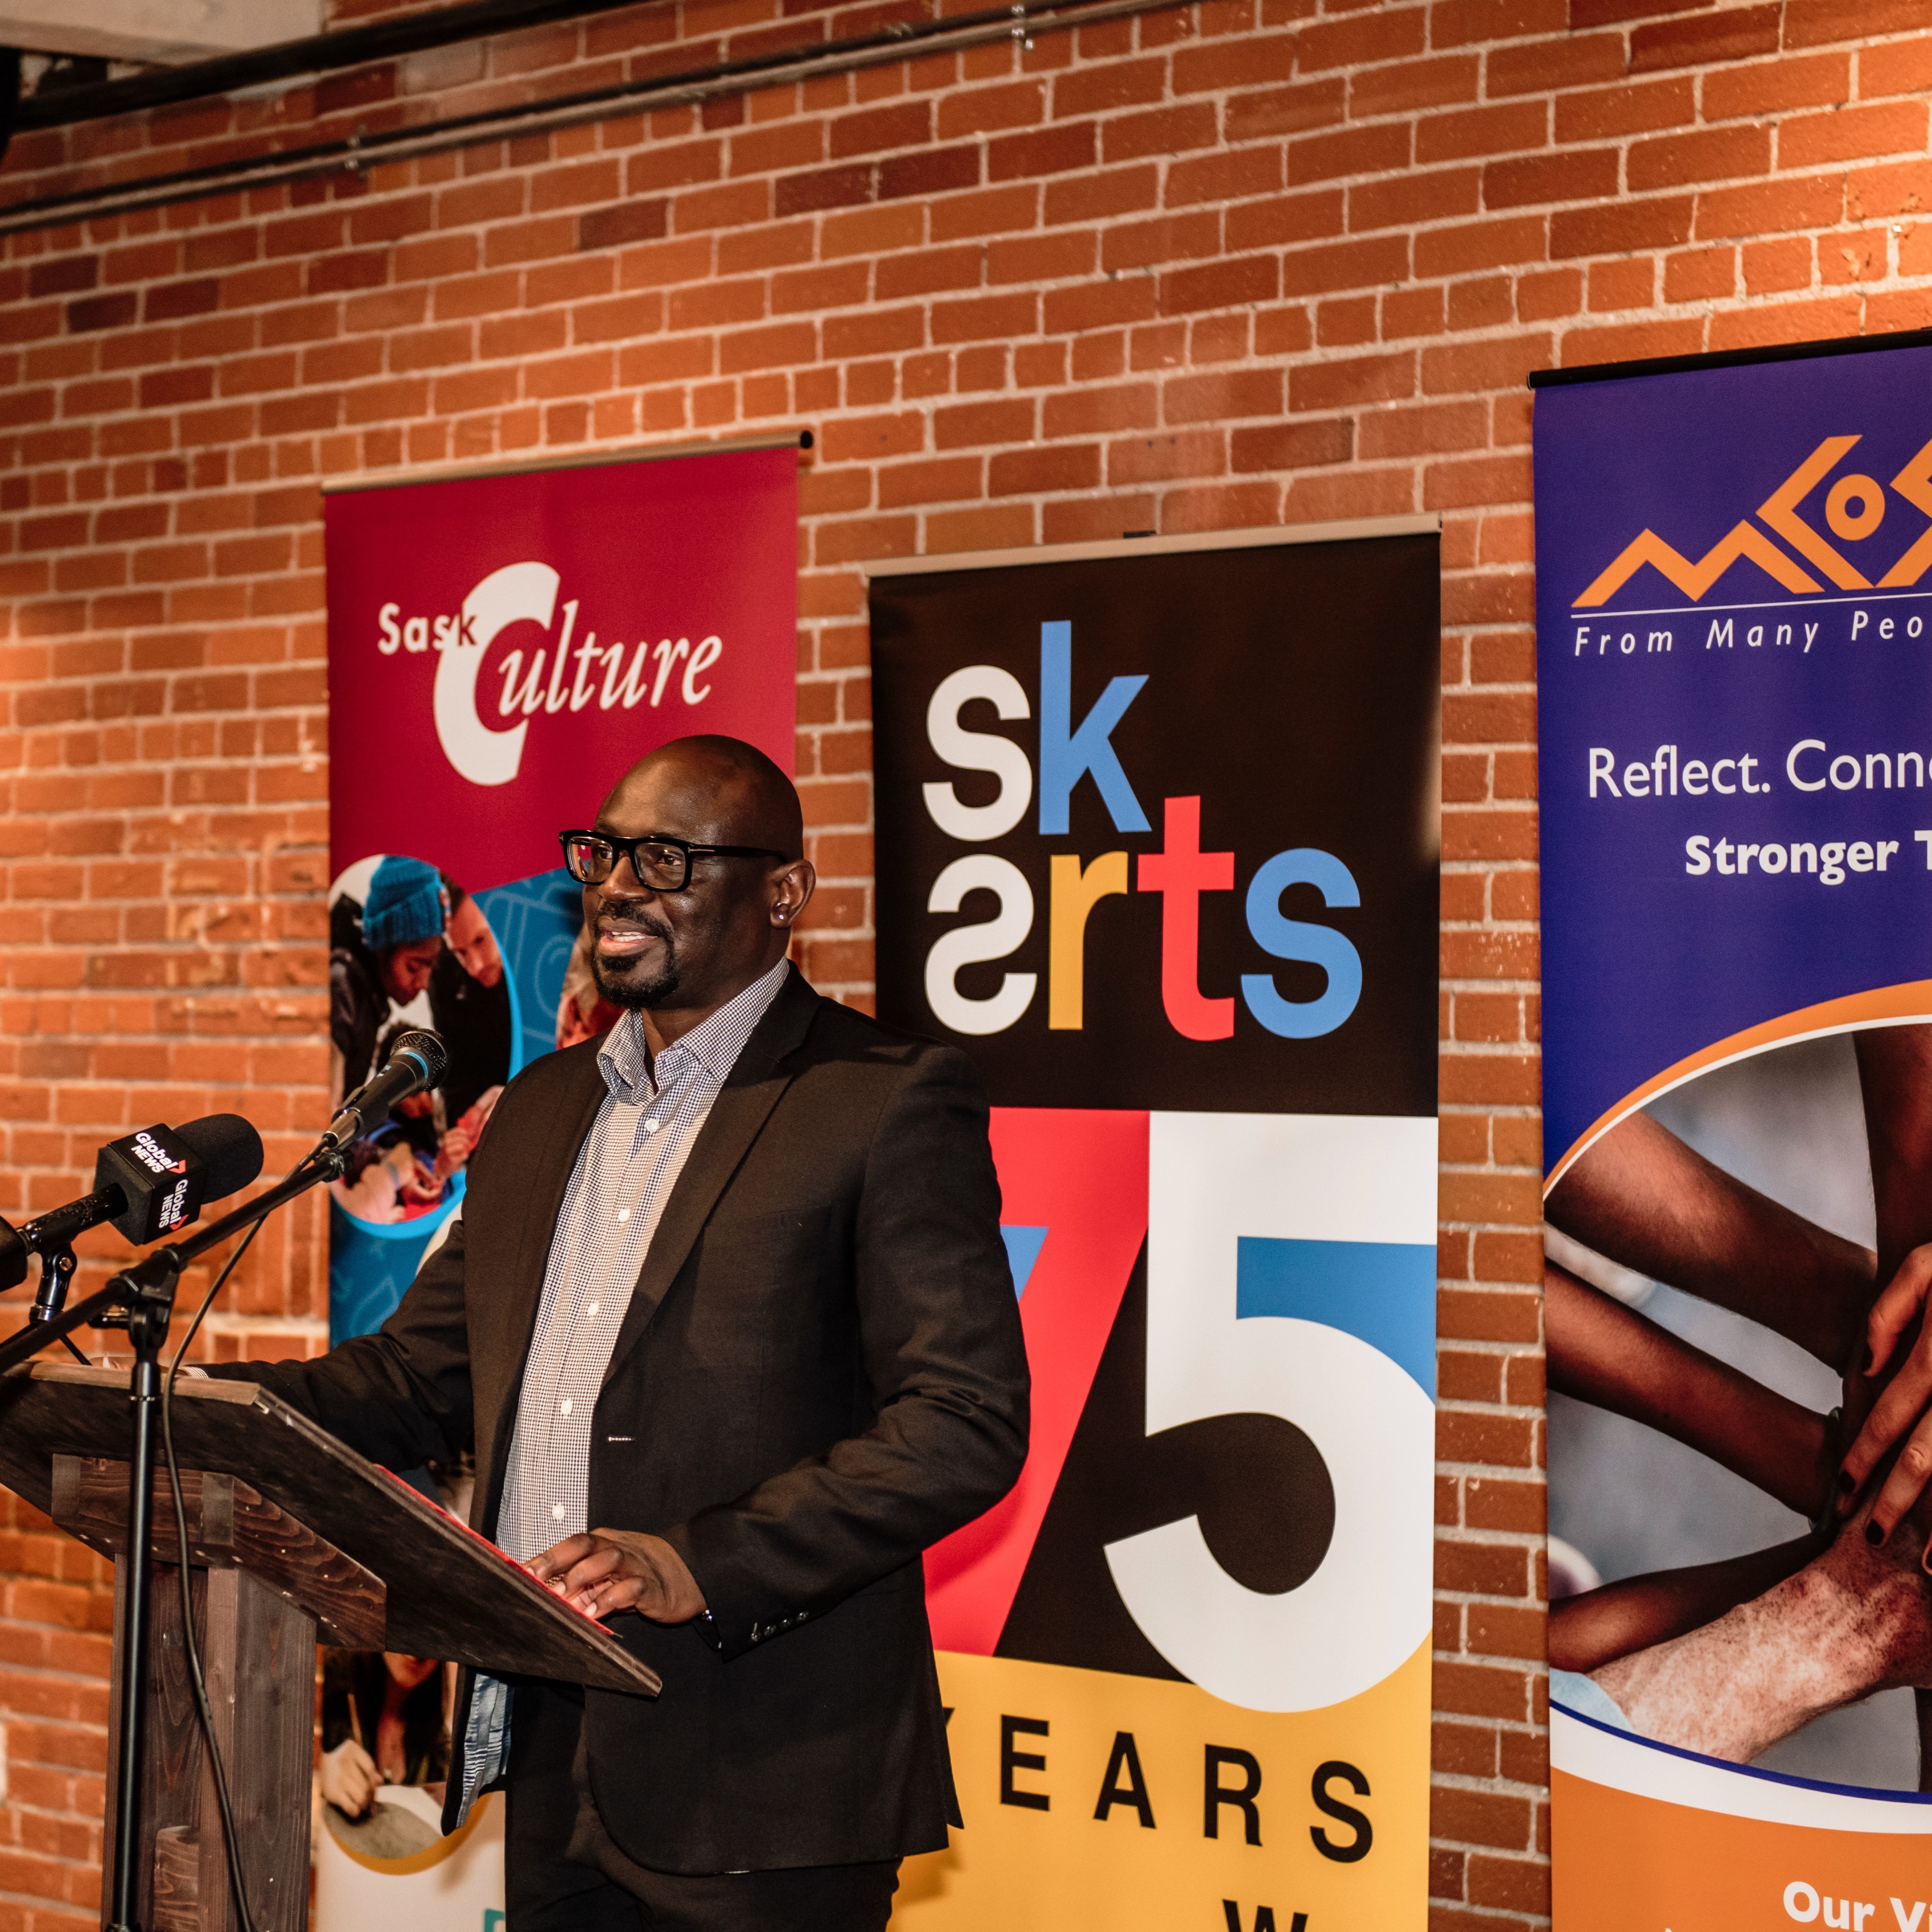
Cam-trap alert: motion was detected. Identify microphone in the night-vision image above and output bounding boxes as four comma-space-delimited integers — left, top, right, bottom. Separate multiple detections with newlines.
321, 1029, 447, 1151
0, 1114, 266, 1295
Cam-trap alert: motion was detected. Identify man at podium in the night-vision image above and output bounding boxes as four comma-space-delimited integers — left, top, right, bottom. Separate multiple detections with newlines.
213, 736, 1030, 1930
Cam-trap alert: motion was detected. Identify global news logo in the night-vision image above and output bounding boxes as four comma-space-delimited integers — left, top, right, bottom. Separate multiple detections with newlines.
1574, 433, 1932, 607
129, 1130, 187, 1178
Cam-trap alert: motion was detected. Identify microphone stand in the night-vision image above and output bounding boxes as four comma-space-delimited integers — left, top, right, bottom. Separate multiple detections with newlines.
0, 1143, 346, 1932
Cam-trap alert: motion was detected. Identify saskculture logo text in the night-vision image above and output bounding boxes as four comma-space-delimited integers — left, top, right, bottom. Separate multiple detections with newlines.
373, 561, 726, 788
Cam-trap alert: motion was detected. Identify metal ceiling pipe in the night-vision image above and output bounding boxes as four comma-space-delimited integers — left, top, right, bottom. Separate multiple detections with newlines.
0, 0, 1171, 238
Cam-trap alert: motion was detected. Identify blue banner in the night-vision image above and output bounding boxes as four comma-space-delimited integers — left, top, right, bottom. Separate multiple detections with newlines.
1536, 342, 1932, 1929
1536, 343, 1932, 1169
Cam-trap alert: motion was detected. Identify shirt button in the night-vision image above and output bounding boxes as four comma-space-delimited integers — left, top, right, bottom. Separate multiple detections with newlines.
560, 1399, 573, 1415
615, 1208, 631, 1223
550, 1504, 566, 1521
644, 1119, 660, 1134
587, 1301, 600, 1318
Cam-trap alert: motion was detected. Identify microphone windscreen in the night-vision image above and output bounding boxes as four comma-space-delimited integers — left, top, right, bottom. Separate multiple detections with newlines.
391, 1029, 448, 1088
175, 1114, 265, 1204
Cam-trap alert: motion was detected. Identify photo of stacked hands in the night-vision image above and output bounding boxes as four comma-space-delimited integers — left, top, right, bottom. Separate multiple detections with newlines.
1545, 1024, 1932, 1778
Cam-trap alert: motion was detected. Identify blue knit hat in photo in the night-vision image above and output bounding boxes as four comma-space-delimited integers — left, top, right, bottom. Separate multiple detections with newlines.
363, 854, 446, 952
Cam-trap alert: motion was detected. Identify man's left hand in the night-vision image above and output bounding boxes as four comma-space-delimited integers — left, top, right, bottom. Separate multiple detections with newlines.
528, 1530, 708, 1623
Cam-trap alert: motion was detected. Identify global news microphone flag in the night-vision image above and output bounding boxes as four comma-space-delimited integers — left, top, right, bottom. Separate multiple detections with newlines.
322, 442, 798, 1342
1535, 338, 1932, 1929
870, 522, 1441, 1931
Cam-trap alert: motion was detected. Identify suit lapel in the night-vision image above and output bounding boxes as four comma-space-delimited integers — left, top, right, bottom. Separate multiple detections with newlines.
599, 970, 823, 1391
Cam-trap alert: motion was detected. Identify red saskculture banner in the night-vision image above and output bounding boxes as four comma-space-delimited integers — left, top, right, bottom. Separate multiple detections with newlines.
325, 442, 799, 895
318, 442, 799, 1335
312, 440, 800, 1921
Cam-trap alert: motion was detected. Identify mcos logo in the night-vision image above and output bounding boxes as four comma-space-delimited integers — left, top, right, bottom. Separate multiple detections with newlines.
1576, 433, 1932, 607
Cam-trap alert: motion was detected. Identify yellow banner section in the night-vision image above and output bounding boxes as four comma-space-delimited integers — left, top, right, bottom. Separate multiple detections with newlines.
1553, 1771, 1932, 1930
895, 1645, 1432, 1931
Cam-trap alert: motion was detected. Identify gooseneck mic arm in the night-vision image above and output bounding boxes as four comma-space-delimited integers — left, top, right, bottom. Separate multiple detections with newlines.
106, 1146, 348, 1313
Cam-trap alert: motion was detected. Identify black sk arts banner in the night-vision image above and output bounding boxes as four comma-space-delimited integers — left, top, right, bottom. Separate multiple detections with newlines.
1536, 335, 1932, 1930
870, 522, 1441, 1930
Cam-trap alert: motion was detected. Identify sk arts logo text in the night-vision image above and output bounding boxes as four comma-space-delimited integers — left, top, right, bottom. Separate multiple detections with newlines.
920, 623, 1362, 1043
1576, 434, 1932, 607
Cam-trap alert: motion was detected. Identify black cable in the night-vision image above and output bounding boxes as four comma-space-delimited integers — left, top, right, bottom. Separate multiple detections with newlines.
0, 50, 21, 166
157, 1150, 320, 1932
159, 1215, 263, 1932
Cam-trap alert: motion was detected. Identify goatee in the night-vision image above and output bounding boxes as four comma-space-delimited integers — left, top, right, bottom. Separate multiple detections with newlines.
590, 911, 679, 1010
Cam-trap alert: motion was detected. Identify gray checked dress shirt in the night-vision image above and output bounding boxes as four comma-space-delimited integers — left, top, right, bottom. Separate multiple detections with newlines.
454, 956, 790, 1819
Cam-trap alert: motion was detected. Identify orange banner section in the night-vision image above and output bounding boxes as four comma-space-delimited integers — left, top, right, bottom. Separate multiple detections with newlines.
1547, 979, 1932, 1187
895, 1646, 1430, 1931
1553, 1770, 1932, 1931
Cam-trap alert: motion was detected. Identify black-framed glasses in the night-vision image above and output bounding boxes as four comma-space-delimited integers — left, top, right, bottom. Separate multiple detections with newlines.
558, 829, 794, 891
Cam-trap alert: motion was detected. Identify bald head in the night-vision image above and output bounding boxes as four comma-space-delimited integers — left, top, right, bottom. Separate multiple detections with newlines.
582, 735, 815, 1047
604, 735, 802, 860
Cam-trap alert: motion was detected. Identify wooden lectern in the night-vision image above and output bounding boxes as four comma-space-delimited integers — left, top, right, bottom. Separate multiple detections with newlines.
0, 1361, 661, 1932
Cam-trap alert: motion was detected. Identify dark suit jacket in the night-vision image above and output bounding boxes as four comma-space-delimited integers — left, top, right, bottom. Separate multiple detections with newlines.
219, 970, 1029, 1872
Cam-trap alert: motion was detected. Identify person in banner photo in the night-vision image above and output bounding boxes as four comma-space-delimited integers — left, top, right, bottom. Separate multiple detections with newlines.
318, 1455, 476, 1838
328, 854, 512, 1227
331, 854, 446, 1094
215, 734, 1030, 1932
310, 1452, 507, 1930
433, 882, 513, 1121
556, 918, 624, 1050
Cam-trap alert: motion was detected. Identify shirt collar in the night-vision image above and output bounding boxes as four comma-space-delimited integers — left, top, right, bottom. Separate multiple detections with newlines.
597, 957, 790, 1104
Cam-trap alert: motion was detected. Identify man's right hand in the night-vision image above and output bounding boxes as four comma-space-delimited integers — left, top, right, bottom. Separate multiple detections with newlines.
528, 1528, 707, 1623
319, 1738, 381, 1818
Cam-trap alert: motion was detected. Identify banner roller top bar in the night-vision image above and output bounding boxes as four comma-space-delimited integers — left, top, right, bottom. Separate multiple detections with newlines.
863, 512, 1441, 578
322, 428, 812, 496
1527, 322, 1932, 391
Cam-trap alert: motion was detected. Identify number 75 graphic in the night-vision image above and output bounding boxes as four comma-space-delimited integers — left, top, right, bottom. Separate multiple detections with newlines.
926, 1110, 1437, 1715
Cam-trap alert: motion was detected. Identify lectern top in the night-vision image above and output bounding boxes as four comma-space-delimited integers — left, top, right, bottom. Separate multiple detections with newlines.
0, 1362, 660, 1697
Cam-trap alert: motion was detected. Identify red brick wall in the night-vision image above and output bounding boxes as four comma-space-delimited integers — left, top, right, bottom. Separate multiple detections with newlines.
1, 0, 1926, 1921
